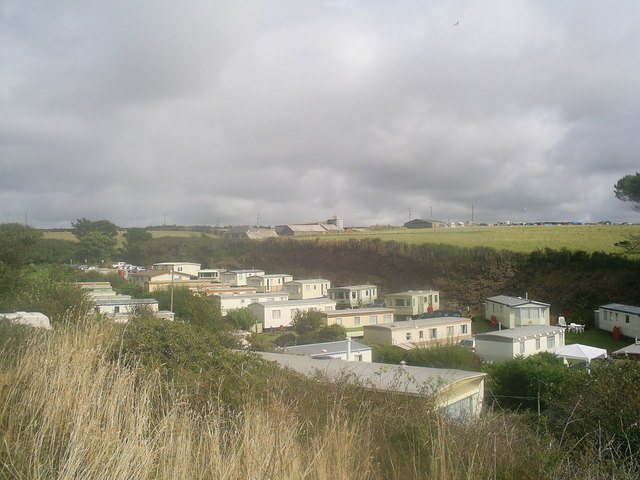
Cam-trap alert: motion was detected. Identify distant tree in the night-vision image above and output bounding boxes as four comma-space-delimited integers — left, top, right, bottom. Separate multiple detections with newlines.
0, 223, 43, 269
614, 173, 640, 253
71, 218, 119, 263
483, 352, 567, 411
291, 310, 325, 335
614, 172, 640, 212
71, 218, 119, 240
77, 231, 116, 263
316, 324, 347, 342
14, 277, 94, 323
123, 228, 152, 246
226, 307, 258, 331
0, 223, 43, 300
28, 238, 78, 264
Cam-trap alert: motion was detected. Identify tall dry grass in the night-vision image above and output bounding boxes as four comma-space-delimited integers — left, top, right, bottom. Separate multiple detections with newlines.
0, 322, 374, 480
1, 321, 637, 480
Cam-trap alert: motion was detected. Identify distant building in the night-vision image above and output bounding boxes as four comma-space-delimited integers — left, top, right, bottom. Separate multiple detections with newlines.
247, 274, 294, 293
284, 279, 331, 299
328, 284, 378, 308
249, 298, 337, 330
224, 226, 278, 239
151, 262, 201, 277
215, 292, 289, 316
221, 269, 266, 286
275, 222, 342, 236
403, 219, 447, 229
198, 269, 226, 282
594, 303, 640, 339
258, 352, 486, 418
474, 325, 565, 362
281, 338, 372, 362
484, 295, 550, 329
363, 317, 472, 348
323, 307, 395, 337
384, 290, 440, 320
0, 311, 51, 329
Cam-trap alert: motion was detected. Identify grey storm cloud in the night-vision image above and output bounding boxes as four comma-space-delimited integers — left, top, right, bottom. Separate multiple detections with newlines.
1, 0, 640, 228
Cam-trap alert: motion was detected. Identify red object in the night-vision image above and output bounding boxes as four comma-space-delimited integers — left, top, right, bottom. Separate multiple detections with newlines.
613, 326, 621, 341
427, 304, 433, 313
491, 315, 497, 329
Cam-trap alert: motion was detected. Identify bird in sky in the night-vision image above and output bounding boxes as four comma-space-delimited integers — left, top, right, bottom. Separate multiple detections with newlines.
454, 20, 460, 26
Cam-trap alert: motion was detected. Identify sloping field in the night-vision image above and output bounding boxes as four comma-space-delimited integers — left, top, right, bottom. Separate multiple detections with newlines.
42, 224, 640, 255
314, 224, 640, 255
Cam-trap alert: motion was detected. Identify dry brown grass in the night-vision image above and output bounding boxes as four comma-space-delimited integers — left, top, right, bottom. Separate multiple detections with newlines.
1, 322, 637, 480
0, 323, 375, 480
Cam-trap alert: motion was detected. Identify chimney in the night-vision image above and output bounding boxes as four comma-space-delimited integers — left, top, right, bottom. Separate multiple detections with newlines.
346, 336, 352, 361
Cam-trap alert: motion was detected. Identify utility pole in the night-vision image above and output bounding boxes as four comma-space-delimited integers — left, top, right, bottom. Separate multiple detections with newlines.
408, 208, 412, 221
471, 202, 475, 225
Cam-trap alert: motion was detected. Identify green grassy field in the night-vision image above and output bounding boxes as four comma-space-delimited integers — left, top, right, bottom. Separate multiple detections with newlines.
316, 224, 640, 255
43, 224, 640, 255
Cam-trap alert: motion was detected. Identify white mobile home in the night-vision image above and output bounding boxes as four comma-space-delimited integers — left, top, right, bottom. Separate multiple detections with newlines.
328, 284, 378, 308
249, 298, 337, 330
474, 325, 565, 362
221, 269, 266, 286
247, 274, 293, 293
215, 292, 289, 316
484, 295, 550, 329
363, 317, 472, 347
595, 303, 640, 339
259, 352, 486, 418
384, 290, 440, 320
284, 279, 331, 300
281, 339, 373, 362
323, 307, 395, 337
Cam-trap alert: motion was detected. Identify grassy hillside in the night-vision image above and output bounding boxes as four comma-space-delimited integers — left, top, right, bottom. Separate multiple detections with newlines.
316, 224, 640, 255
2, 320, 638, 480
43, 224, 640, 255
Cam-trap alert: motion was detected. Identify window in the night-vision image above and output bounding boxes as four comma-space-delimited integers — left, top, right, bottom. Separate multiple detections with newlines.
335, 318, 342, 325
405, 332, 412, 341
114, 306, 120, 314
419, 330, 424, 339
547, 336, 555, 348
434, 295, 438, 303
369, 315, 378, 325
305, 285, 310, 291
354, 354, 363, 362
384, 314, 392, 322
461, 324, 468, 334
519, 342, 525, 354
354, 316, 361, 326
272, 310, 281, 319
535, 338, 541, 350
429, 328, 437, 339
351, 291, 356, 299
396, 299, 404, 307
447, 326, 454, 337
626, 315, 630, 324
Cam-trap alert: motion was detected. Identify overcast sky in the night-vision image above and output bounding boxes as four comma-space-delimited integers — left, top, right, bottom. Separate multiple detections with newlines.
2, 1, 639, 228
